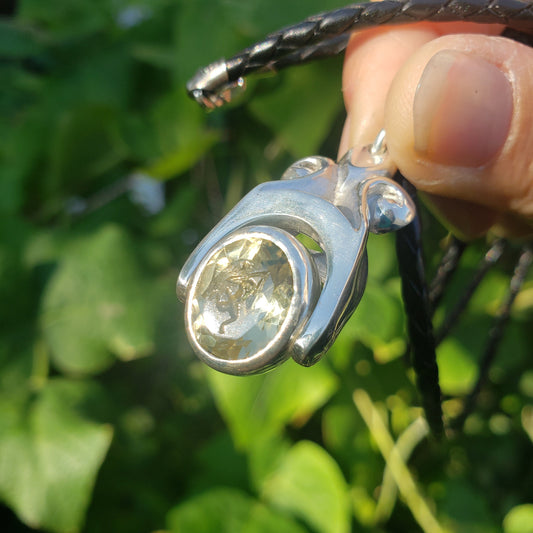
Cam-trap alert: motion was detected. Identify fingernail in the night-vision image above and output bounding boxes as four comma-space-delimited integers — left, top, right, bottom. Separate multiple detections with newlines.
414, 50, 512, 167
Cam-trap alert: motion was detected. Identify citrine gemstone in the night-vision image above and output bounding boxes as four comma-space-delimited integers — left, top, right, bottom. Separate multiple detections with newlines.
190, 236, 294, 360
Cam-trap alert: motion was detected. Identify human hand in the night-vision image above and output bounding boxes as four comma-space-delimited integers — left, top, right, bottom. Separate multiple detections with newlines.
339, 21, 533, 239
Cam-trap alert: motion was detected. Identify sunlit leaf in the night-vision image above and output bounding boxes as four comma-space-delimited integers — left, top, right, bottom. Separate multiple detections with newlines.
366, 233, 398, 282
248, 433, 291, 493
503, 504, 533, 533
344, 280, 404, 348
166, 487, 307, 533
261, 440, 351, 533
437, 338, 478, 396
467, 269, 510, 315
0, 379, 113, 533
41, 225, 154, 374
206, 360, 338, 450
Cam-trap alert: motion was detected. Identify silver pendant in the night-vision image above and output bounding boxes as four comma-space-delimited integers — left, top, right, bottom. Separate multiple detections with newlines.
177, 132, 415, 376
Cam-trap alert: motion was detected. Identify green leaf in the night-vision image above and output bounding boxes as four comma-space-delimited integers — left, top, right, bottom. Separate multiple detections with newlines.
0, 109, 49, 214
0, 21, 43, 58
248, 62, 343, 157
193, 432, 249, 491
260, 441, 351, 533
206, 360, 338, 450
322, 404, 365, 458
248, 433, 292, 494
41, 225, 155, 375
344, 280, 404, 348
466, 269, 509, 315
438, 479, 498, 533
166, 487, 307, 533
18, 0, 110, 40
136, 90, 218, 180
0, 216, 34, 328
503, 504, 533, 533
0, 379, 113, 533
437, 338, 478, 396
366, 232, 398, 282
46, 104, 127, 197
142, 132, 218, 180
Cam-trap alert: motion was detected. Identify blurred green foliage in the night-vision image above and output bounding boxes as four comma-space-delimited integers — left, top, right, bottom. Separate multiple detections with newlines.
1, 1, 532, 532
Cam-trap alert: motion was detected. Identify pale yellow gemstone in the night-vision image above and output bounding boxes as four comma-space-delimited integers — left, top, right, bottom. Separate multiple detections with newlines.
190, 237, 294, 360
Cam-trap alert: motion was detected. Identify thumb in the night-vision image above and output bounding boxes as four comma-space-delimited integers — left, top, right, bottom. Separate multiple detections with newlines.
385, 34, 533, 238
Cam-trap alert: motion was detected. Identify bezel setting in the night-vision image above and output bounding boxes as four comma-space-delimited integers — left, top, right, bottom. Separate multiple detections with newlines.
184, 225, 320, 375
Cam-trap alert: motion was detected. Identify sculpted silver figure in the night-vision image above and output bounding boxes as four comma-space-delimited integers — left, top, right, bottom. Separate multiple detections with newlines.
177, 135, 415, 376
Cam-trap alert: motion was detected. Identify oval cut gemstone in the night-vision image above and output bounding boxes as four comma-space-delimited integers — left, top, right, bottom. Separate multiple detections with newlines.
190, 236, 294, 360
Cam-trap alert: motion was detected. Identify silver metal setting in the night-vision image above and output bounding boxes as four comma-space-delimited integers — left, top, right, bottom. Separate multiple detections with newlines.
185, 225, 320, 375
178, 133, 416, 375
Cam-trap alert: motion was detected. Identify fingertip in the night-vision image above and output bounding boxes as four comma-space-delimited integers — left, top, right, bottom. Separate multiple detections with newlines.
385, 34, 533, 222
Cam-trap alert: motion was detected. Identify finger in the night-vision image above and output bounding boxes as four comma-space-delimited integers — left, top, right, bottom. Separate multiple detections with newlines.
385, 34, 533, 236
339, 22, 503, 155
339, 24, 437, 154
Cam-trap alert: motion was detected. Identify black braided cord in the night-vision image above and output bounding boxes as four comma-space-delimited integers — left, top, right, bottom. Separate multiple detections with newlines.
400, 236, 466, 378
394, 172, 444, 438
187, 0, 533, 102
428, 237, 467, 313
226, 0, 533, 79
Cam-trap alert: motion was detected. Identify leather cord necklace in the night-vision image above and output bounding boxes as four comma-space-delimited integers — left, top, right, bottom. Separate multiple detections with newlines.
187, 0, 533, 109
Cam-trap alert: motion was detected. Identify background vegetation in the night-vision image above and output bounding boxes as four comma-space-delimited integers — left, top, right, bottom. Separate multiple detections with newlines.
1, 1, 532, 532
